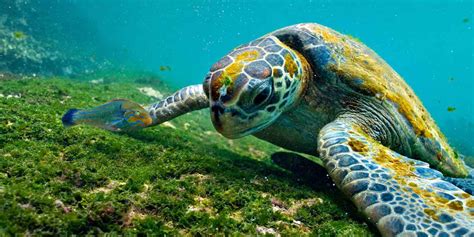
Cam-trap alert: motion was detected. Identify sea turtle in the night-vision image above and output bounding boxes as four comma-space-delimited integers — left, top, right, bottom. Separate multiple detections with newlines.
63, 23, 474, 236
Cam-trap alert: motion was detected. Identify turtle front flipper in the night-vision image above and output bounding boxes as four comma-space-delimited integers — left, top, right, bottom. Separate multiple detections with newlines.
62, 84, 209, 131
442, 158, 474, 195
145, 84, 208, 126
318, 118, 474, 236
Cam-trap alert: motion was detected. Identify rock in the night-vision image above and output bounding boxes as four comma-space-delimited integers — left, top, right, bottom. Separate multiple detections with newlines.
138, 87, 163, 99
183, 122, 191, 130
256, 226, 280, 236
90, 78, 104, 84
161, 121, 176, 129
6, 94, 20, 99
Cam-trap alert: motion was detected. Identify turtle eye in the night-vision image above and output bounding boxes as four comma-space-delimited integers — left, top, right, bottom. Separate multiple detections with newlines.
253, 87, 272, 106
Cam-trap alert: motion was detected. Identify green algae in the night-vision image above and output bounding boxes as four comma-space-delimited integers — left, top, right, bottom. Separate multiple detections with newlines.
0, 75, 374, 236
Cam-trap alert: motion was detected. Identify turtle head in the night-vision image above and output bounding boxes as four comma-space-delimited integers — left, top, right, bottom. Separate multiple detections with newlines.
204, 37, 311, 139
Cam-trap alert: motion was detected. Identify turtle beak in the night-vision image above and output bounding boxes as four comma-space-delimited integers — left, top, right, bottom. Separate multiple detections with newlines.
210, 102, 248, 139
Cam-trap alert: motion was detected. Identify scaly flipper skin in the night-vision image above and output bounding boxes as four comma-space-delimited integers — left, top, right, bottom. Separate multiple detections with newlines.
145, 84, 208, 125
318, 118, 474, 236
442, 177, 474, 195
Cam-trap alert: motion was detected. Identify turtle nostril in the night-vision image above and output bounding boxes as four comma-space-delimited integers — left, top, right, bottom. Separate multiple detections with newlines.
211, 104, 225, 121
211, 104, 224, 114
211, 104, 225, 129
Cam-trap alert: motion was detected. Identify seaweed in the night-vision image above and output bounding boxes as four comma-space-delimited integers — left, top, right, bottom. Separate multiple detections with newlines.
0, 75, 373, 235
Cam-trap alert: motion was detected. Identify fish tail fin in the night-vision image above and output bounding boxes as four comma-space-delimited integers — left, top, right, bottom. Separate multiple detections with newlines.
62, 108, 80, 127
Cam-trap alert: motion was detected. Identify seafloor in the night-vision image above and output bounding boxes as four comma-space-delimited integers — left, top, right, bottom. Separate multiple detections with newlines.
0, 71, 376, 236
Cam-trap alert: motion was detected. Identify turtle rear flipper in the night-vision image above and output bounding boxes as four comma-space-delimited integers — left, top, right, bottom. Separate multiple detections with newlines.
318, 118, 474, 236
62, 99, 152, 131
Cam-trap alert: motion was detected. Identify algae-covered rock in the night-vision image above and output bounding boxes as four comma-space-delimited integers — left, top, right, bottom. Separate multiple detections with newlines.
0, 0, 110, 77
0, 75, 374, 235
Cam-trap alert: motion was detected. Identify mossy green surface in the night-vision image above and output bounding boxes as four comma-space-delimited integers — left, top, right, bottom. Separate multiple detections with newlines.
0, 76, 374, 236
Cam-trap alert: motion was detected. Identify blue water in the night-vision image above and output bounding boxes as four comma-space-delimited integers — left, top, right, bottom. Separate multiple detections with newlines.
5, 0, 474, 154
79, 0, 474, 154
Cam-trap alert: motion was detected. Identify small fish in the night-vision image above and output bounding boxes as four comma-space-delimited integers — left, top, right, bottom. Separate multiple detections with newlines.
159, 66, 172, 71
62, 99, 152, 131
13, 31, 26, 39
463, 18, 469, 23
447, 106, 456, 112
448, 77, 455, 81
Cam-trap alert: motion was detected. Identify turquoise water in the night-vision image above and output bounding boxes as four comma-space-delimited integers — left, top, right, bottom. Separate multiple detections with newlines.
2, 0, 473, 153
77, 0, 474, 154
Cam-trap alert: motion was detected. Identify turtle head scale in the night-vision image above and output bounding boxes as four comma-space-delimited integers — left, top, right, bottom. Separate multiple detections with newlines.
204, 36, 311, 139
